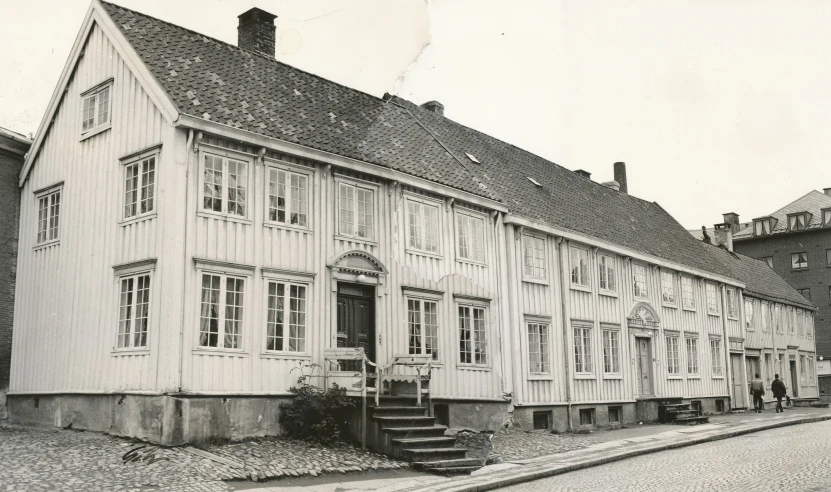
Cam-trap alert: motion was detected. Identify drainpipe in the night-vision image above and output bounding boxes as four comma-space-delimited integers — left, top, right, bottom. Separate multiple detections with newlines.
556, 237, 573, 432
719, 285, 732, 410
493, 212, 510, 400
177, 129, 194, 392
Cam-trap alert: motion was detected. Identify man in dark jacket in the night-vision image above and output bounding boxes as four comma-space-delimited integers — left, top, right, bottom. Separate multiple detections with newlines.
772, 374, 787, 413
750, 373, 765, 413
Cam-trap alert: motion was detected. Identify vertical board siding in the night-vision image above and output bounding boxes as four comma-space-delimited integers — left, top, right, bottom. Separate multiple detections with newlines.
11, 25, 173, 393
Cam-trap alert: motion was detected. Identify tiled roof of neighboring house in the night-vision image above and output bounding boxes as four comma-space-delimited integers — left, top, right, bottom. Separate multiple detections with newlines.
703, 243, 815, 310
733, 191, 831, 240
99, 1, 732, 279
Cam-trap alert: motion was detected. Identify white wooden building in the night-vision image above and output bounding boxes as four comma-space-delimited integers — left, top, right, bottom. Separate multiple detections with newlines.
8, 0, 818, 444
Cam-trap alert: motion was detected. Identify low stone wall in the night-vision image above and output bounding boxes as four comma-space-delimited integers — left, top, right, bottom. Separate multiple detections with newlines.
512, 403, 636, 433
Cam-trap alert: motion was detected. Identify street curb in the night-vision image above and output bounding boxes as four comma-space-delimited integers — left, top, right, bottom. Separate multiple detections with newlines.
413, 415, 831, 492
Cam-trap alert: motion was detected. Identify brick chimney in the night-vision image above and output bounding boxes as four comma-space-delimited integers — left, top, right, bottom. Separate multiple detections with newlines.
238, 8, 277, 57
824, 187, 831, 197
713, 223, 734, 252
421, 101, 444, 116
722, 212, 741, 234
574, 169, 591, 179
614, 162, 627, 194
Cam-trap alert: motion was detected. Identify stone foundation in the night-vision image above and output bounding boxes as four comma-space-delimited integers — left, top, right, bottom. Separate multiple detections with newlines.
512, 403, 636, 433
636, 396, 728, 423
429, 400, 511, 432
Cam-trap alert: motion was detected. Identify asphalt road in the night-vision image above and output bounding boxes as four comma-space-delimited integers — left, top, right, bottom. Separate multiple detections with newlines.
501, 419, 831, 492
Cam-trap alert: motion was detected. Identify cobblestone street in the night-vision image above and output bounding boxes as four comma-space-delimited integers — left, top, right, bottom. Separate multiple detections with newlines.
503, 419, 831, 491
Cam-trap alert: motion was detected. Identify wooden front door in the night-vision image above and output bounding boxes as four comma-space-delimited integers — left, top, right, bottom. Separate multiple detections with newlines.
730, 353, 746, 408
336, 283, 376, 363
636, 337, 653, 396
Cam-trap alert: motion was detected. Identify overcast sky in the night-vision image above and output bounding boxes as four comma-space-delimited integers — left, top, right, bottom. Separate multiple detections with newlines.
2, 0, 829, 229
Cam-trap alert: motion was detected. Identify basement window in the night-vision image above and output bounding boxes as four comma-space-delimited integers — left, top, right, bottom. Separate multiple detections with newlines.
608, 406, 622, 424
579, 408, 595, 426
715, 399, 725, 413
533, 411, 551, 430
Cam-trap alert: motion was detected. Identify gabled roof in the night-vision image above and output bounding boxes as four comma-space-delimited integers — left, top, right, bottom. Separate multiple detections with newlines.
90, 1, 731, 279
703, 243, 815, 310
734, 191, 831, 240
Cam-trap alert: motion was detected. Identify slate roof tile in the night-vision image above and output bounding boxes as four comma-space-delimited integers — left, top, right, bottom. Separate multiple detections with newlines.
734, 191, 831, 239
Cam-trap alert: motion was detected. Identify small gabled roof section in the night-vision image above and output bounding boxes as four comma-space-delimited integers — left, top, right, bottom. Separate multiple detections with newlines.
735, 191, 831, 239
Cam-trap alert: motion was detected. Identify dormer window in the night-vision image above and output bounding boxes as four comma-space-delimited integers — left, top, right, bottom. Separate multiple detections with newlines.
753, 218, 773, 236
822, 208, 831, 227
787, 213, 810, 232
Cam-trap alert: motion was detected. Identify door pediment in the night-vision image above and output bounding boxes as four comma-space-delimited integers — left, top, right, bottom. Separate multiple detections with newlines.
627, 302, 660, 329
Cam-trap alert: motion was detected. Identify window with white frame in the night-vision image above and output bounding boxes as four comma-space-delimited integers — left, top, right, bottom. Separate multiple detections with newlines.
116, 272, 151, 349
458, 304, 487, 365
569, 246, 589, 287
745, 299, 754, 330
527, 321, 550, 374
705, 283, 719, 314
632, 263, 648, 298
202, 152, 249, 218
573, 323, 593, 374
406, 197, 440, 254
666, 335, 680, 375
602, 327, 620, 374
753, 219, 772, 236
123, 150, 157, 220
788, 213, 808, 232
408, 298, 439, 360
791, 252, 808, 270
726, 288, 737, 318
775, 304, 783, 333
686, 337, 699, 375
798, 309, 806, 337
824, 209, 831, 227
710, 338, 723, 376
36, 186, 62, 245
81, 80, 112, 134
523, 235, 547, 279
267, 166, 309, 228
598, 254, 616, 292
266, 281, 307, 353
681, 276, 695, 310
808, 355, 815, 383
761, 301, 770, 332
661, 271, 676, 305
808, 313, 813, 338
456, 211, 485, 262
199, 273, 245, 349
338, 181, 375, 240
787, 306, 795, 334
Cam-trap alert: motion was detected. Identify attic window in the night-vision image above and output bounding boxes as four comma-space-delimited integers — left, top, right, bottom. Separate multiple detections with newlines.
822, 208, 831, 227
464, 153, 481, 164
80, 79, 113, 138
753, 218, 772, 236
787, 213, 809, 232
527, 177, 542, 187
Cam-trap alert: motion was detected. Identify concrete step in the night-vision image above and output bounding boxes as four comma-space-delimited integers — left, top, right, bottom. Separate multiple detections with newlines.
392, 437, 457, 450
373, 416, 437, 428
422, 466, 481, 475
402, 447, 468, 463
675, 416, 710, 425
412, 458, 483, 470
369, 406, 428, 417
382, 426, 449, 438
669, 410, 700, 419
662, 403, 692, 410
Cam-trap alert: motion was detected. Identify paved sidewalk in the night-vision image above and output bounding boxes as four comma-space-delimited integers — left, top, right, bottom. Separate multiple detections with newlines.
246, 408, 831, 492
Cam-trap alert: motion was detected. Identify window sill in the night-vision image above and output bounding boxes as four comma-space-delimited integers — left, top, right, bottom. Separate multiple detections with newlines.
791, 268, 809, 273
456, 364, 491, 372
263, 222, 312, 234
682, 306, 697, 313
197, 211, 252, 225
260, 352, 311, 360
602, 373, 623, 380
687, 375, 701, 379
192, 348, 248, 357
528, 374, 553, 381
457, 258, 487, 268
111, 349, 150, 356
667, 375, 683, 380
33, 240, 60, 251
707, 312, 721, 317
570, 283, 591, 293
712, 375, 725, 380
523, 276, 549, 286
662, 302, 678, 309
80, 123, 112, 142
405, 248, 444, 260
334, 234, 378, 247
727, 315, 739, 321
120, 212, 157, 227
634, 295, 649, 302
574, 373, 596, 380
599, 289, 618, 298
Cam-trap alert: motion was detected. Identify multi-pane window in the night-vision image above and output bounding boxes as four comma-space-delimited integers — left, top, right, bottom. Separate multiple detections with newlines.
266, 281, 307, 353
199, 273, 245, 349
458, 305, 487, 365
788, 214, 807, 231
800, 355, 806, 382
726, 289, 737, 318
632, 263, 647, 298
338, 182, 375, 240
573, 324, 593, 374
705, 283, 719, 314
788, 307, 795, 334
661, 271, 676, 305
665, 335, 680, 375
602, 328, 620, 374
124, 154, 156, 219
524, 235, 547, 279
710, 339, 723, 376
36, 188, 61, 244
116, 273, 151, 349
81, 81, 112, 134
408, 298, 439, 360
569, 246, 589, 287
456, 212, 485, 262
686, 337, 699, 375
267, 168, 308, 228
798, 310, 806, 337
753, 219, 772, 236
775, 304, 783, 334
745, 299, 754, 329
202, 153, 249, 218
406, 199, 440, 253
681, 276, 695, 310
824, 210, 831, 227
791, 252, 808, 270
808, 356, 815, 383
527, 322, 550, 374
761, 301, 770, 332
598, 254, 616, 292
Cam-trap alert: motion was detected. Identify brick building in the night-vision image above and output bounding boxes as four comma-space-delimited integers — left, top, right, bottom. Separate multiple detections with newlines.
0, 127, 31, 418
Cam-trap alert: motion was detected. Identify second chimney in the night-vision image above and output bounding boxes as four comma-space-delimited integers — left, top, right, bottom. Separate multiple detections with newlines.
238, 8, 277, 57
722, 212, 741, 234
614, 162, 628, 194
421, 101, 444, 116
713, 223, 734, 252
824, 187, 831, 197
574, 169, 592, 179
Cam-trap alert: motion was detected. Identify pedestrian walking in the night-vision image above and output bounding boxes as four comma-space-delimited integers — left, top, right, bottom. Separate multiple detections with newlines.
750, 373, 765, 413
772, 374, 787, 413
